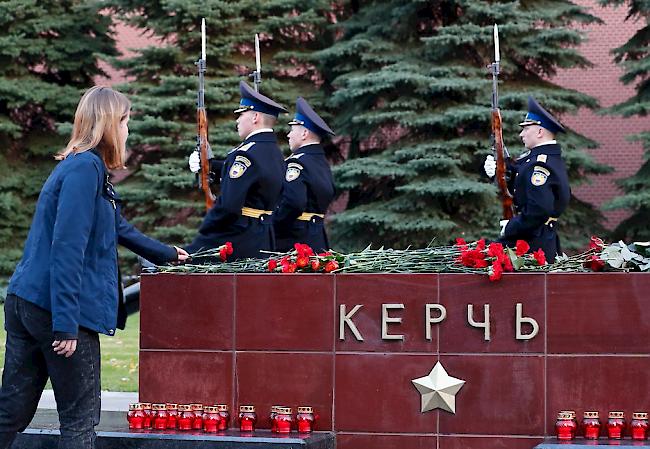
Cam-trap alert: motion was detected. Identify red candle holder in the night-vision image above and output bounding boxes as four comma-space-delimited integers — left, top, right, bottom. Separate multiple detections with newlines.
276, 407, 293, 434
239, 405, 257, 432
127, 403, 144, 429
607, 411, 625, 439
269, 405, 281, 433
152, 403, 168, 430
555, 412, 575, 440
203, 406, 220, 433
141, 403, 152, 429
166, 403, 179, 429
297, 406, 315, 433
216, 404, 230, 430
559, 410, 577, 438
177, 404, 193, 430
191, 404, 204, 430
631, 412, 648, 440
583, 411, 601, 440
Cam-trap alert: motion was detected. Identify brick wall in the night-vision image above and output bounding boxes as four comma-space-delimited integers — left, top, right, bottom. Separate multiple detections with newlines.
552, 0, 646, 228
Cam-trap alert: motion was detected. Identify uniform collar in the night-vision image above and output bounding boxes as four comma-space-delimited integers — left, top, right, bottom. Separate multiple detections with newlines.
530, 142, 561, 156
532, 140, 557, 148
294, 143, 324, 154
244, 129, 276, 143
245, 128, 273, 140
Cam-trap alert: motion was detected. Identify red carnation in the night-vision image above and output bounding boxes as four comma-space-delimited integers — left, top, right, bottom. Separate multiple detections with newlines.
225, 241, 234, 255
219, 247, 227, 261
282, 262, 297, 273
476, 239, 486, 251
455, 238, 468, 251
532, 249, 547, 266
294, 243, 314, 257
268, 259, 278, 272
589, 236, 605, 250
487, 242, 504, 257
296, 256, 309, 268
586, 255, 605, 272
318, 251, 332, 257
489, 260, 503, 282
502, 254, 514, 272
460, 249, 489, 268
515, 240, 530, 256
311, 259, 321, 271
324, 260, 339, 273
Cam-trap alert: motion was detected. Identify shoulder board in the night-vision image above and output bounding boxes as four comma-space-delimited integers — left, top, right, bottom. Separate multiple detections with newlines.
286, 153, 305, 160
287, 162, 304, 170
536, 154, 547, 163
236, 142, 256, 152
235, 155, 252, 167
517, 150, 530, 161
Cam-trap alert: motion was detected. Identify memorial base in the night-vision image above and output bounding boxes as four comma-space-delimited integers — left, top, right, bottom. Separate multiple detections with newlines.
17, 410, 334, 449
535, 438, 650, 448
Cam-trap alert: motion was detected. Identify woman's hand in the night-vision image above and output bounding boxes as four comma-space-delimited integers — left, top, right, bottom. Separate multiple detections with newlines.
52, 339, 77, 357
174, 246, 190, 262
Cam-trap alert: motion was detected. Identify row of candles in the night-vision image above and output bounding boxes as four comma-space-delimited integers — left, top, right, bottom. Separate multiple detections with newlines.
556, 410, 648, 440
127, 403, 316, 433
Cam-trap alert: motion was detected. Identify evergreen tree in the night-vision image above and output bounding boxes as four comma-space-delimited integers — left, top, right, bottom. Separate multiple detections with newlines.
601, 0, 650, 240
316, 0, 610, 251
0, 0, 116, 278
107, 0, 337, 266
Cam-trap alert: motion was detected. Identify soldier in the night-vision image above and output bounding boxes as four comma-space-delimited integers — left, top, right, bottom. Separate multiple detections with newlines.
274, 97, 336, 253
484, 96, 571, 261
186, 81, 287, 259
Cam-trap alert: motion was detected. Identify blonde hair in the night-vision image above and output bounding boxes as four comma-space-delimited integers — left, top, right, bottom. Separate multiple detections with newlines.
57, 86, 131, 169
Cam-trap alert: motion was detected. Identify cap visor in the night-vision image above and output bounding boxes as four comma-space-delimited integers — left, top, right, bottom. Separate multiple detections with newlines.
287, 120, 302, 126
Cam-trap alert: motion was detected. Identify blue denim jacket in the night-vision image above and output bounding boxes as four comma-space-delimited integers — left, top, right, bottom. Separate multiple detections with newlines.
8, 150, 176, 338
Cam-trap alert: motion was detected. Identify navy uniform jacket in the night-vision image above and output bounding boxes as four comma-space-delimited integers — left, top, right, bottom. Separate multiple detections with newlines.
186, 131, 285, 259
8, 150, 177, 339
274, 144, 335, 253
499, 143, 571, 260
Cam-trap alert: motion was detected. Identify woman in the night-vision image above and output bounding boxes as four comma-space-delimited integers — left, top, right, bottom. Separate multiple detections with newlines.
0, 86, 188, 449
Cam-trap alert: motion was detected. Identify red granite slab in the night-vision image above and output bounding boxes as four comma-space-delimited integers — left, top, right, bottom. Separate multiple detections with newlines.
335, 353, 438, 433
547, 273, 650, 354
438, 355, 545, 436
235, 274, 334, 351
546, 355, 650, 435
335, 274, 439, 352
337, 433, 436, 449
235, 352, 334, 430
140, 273, 235, 350
139, 351, 233, 406
438, 436, 544, 449
439, 274, 545, 354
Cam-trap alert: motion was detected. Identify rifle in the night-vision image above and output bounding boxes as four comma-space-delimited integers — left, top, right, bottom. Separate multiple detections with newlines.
489, 24, 514, 220
196, 18, 215, 210
249, 34, 261, 92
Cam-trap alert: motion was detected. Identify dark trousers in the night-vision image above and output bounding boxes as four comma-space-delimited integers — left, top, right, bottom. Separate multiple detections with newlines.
0, 294, 101, 449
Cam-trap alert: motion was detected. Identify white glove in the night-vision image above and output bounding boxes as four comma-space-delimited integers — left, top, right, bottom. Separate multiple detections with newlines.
499, 219, 509, 237
484, 155, 496, 178
188, 151, 200, 173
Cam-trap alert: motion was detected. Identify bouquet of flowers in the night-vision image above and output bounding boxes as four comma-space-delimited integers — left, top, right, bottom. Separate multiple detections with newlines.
153, 237, 650, 282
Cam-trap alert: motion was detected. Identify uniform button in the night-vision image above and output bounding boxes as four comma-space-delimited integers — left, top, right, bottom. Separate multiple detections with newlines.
260, 216, 264, 221
109, 329, 115, 335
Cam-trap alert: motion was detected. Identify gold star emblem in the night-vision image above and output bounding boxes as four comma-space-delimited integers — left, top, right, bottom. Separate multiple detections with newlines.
411, 361, 465, 414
